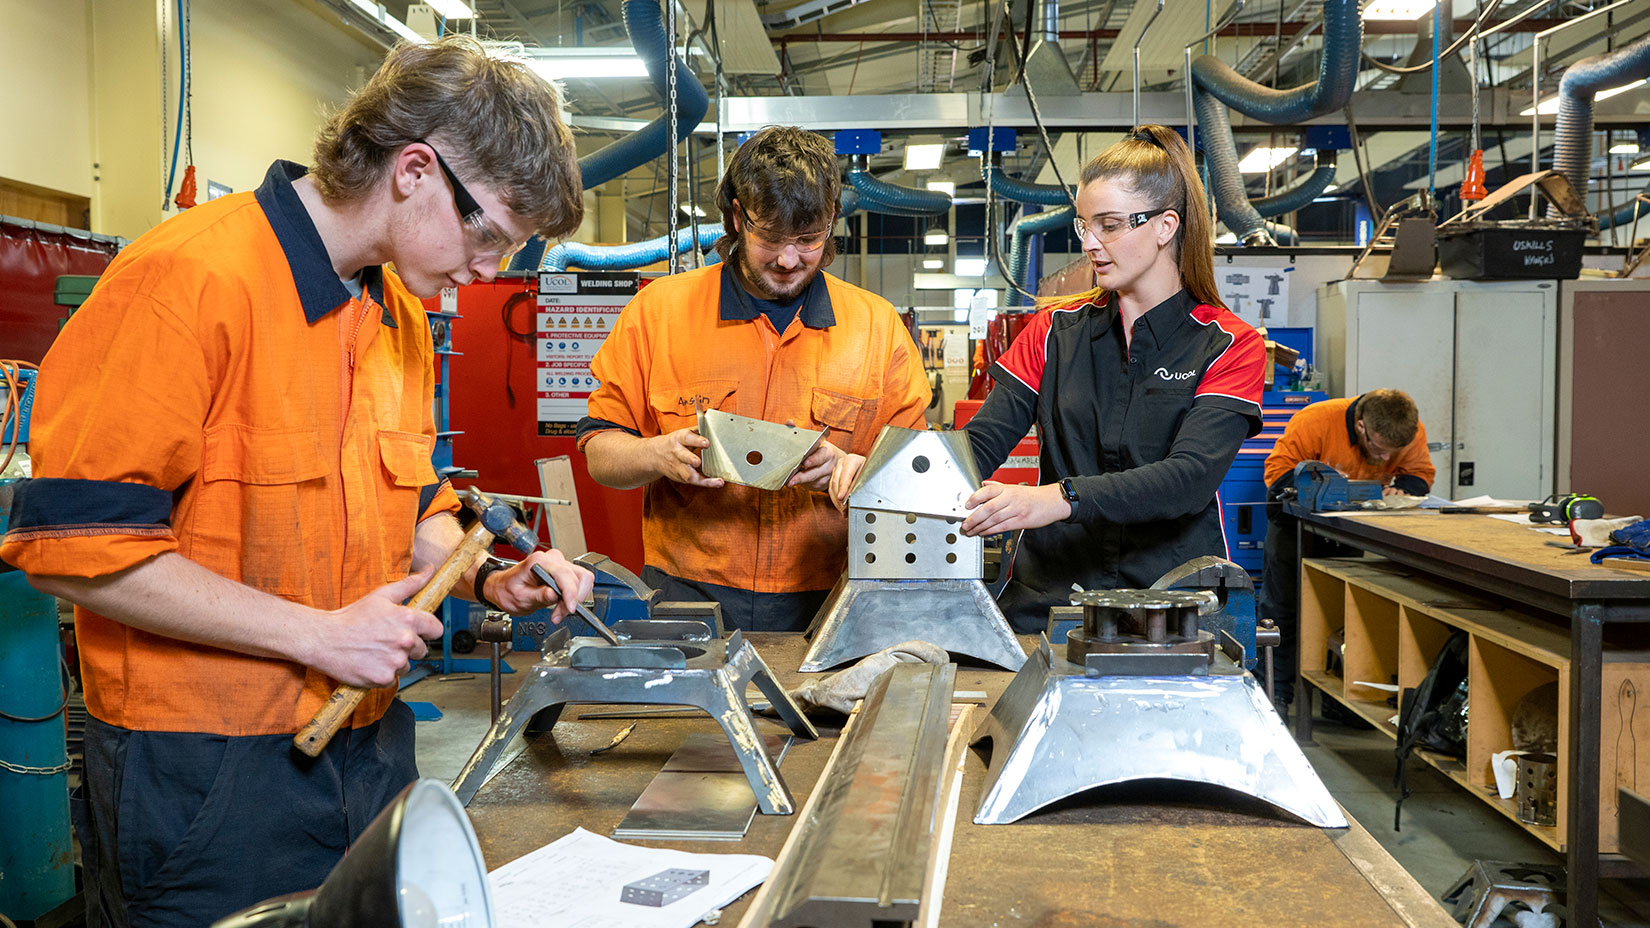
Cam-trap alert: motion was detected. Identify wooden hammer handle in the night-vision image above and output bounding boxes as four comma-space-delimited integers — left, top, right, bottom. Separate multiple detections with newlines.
293, 520, 496, 757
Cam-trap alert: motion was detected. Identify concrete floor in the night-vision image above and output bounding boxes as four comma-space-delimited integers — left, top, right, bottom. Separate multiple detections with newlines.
401, 650, 1650, 928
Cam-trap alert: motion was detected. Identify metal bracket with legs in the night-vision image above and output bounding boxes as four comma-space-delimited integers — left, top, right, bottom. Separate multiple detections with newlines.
450, 623, 818, 814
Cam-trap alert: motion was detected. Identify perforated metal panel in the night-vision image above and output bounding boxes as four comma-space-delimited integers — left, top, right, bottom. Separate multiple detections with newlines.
847, 507, 982, 580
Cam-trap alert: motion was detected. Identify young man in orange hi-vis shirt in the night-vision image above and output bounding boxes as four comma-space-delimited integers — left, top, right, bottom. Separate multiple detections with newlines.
1260, 389, 1435, 714
577, 127, 930, 632
0, 39, 594, 927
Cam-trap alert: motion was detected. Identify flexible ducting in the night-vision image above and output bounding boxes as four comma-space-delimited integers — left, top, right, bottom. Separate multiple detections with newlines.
1251, 151, 1339, 218
984, 164, 1073, 206
1191, 0, 1362, 124
541, 224, 724, 271
1006, 206, 1075, 296
847, 164, 952, 217
840, 187, 861, 217
509, 0, 708, 272
1599, 181, 1650, 231
1190, 0, 1360, 244
1551, 33, 1650, 214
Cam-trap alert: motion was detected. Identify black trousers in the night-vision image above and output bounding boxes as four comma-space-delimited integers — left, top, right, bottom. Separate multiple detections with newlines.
74, 701, 418, 928
641, 566, 830, 633
1258, 510, 1360, 706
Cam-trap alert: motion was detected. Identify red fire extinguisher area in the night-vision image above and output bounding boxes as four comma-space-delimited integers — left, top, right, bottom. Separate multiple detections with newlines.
425, 277, 646, 573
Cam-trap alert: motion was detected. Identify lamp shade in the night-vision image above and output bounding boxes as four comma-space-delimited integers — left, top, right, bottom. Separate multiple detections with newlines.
211, 779, 494, 928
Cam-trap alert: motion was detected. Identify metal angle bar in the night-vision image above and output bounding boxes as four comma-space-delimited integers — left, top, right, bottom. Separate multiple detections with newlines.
744, 662, 959, 928
698, 408, 829, 491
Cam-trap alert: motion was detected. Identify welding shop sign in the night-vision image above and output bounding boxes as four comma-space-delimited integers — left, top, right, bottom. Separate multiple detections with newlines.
536, 271, 639, 436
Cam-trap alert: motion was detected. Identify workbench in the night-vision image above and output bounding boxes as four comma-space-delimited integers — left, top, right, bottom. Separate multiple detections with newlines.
1290, 507, 1650, 928
465, 634, 1454, 927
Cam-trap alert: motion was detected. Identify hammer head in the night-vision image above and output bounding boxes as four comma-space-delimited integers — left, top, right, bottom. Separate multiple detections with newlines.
458, 487, 540, 556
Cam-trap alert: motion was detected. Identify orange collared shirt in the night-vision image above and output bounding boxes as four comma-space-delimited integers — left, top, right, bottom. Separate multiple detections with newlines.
577, 263, 930, 594
1263, 395, 1436, 490
1, 161, 459, 736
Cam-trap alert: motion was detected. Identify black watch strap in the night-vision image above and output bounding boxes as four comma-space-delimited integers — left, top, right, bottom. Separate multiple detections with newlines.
473, 557, 511, 613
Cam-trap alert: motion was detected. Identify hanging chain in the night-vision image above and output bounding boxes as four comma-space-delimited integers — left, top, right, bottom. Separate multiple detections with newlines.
1, 757, 73, 777
666, 0, 681, 274
160, 0, 170, 210
184, 0, 193, 167
1469, 32, 1481, 153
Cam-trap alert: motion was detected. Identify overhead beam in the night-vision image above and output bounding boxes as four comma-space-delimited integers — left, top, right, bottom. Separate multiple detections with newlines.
775, 17, 1572, 44
719, 88, 1650, 132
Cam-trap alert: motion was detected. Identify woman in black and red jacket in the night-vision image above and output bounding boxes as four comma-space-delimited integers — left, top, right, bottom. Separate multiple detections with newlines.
835, 126, 1266, 631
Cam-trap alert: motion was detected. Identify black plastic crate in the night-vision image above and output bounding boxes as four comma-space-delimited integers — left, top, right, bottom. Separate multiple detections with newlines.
1437, 226, 1585, 280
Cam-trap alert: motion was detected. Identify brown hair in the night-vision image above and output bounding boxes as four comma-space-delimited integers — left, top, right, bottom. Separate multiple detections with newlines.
312, 37, 583, 239
713, 126, 839, 267
1358, 389, 1420, 447
1041, 125, 1222, 309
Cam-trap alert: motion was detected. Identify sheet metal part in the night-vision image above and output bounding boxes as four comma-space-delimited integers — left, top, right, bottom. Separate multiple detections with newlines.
970, 636, 1347, 828
1065, 588, 1220, 670
802, 576, 1025, 673
1440, 860, 1565, 928
753, 662, 959, 928
614, 733, 795, 841
845, 426, 982, 519
698, 407, 828, 491
848, 508, 980, 581
1151, 556, 1261, 670
451, 622, 818, 814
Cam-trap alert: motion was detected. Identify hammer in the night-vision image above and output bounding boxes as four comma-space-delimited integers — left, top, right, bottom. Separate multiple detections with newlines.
293, 488, 607, 757
475, 493, 621, 647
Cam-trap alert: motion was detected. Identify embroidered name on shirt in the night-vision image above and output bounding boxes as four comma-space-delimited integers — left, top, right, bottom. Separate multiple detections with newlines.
1154, 367, 1197, 381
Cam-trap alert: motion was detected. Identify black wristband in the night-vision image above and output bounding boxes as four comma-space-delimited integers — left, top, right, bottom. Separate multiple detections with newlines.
473, 557, 511, 613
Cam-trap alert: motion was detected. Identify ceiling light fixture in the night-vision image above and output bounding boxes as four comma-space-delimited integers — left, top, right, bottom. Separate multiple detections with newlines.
923, 259, 944, 269
350, 0, 426, 42
1610, 142, 1642, 154
954, 257, 987, 276
1632, 156, 1650, 173
926, 181, 956, 195
905, 144, 945, 172
425, 0, 475, 18
924, 230, 949, 246
520, 49, 651, 80
1521, 79, 1646, 116
1238, 146, 1299, 174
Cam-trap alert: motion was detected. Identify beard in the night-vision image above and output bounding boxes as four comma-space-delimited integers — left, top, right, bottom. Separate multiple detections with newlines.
737, 245, 817, 303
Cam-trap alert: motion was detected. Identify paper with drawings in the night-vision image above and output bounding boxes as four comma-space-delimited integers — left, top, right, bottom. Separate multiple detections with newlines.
489, 827, 773, 928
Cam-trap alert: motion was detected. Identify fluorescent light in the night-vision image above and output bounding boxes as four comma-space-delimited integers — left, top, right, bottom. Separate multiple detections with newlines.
923, 259, 944, 269
679, 205, 706, 217
426, 0, 475, 17
905, 144, 945, 171
924, 230, 949, 246
1610, 142, 1642, 154
521, 49, 650, 80
953, 290, 974, 309
1633, 156, 1650, 173
954, 257, 986, 276
1361, 0, 1435, 19
1238, 146, 1298, 173
351, 0, 426, 42
926, 181, 956, 195
1522, 79, 1646, 116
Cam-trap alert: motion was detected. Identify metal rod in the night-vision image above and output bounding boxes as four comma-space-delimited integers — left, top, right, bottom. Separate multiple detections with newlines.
489, 641, 502, 724
1133, 0, 1166, 128
1183, 0, 1246, 180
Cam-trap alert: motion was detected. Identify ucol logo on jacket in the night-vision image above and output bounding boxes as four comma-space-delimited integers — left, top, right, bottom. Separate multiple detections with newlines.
1154, 366, 1198, 381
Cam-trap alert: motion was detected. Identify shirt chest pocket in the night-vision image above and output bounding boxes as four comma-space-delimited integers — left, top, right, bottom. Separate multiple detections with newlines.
377, 430, 438, 488
811, 387, 878, 455
1134, 386, 1196, 461
201, 425, 331, 486
648, 380, 738, 435
197, 425, 332, 594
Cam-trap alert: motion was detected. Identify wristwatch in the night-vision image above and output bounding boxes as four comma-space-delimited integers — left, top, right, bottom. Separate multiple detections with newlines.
1059, 478, 1079, 506
472, 557, 512, 613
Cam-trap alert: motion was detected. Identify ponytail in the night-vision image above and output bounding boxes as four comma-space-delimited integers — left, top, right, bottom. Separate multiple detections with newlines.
1035, 125, 1224, 310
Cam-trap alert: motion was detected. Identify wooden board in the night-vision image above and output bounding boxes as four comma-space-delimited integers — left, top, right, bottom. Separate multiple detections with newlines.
534, 455, 588, 558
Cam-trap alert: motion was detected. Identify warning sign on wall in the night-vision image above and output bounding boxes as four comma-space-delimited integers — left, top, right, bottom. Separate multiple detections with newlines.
536, 271, 639, 436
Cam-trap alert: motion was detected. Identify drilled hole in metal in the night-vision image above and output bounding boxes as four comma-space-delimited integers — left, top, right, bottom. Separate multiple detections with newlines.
946, 553, 957, 564
946, 533, 958, 544
911, 455, 930, 473
904, 552, 917, 564
905, 533, 917, 544
746, 450, 763, 466
905, 513, 917, 524
865, 533, 876, 544
865, 513, 877, 524
865, 553, 876, 564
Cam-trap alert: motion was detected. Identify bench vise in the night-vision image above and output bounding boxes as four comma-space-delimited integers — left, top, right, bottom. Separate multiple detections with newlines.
1291, 461, 1381, 512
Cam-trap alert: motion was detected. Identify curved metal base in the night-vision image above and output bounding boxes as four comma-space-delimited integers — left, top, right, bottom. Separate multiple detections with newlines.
451, 629, 817, 814
970, 637, 1346, 828
800, 575, 1026, 673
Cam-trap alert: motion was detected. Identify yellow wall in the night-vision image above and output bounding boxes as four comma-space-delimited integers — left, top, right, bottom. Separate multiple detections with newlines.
3, 0, 385, 240
0, 0, 93, 201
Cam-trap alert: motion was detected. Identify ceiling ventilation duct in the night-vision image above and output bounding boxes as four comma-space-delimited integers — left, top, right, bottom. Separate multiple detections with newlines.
1190, 0, 1362, 244
1550, 33, 1650, 220
1022, 0, 1082, 95
510, 0, 708, 271
541, 225, 726, 271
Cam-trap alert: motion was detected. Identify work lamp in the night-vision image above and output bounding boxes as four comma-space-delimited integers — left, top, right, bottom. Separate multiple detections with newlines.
211, 779, 494, 928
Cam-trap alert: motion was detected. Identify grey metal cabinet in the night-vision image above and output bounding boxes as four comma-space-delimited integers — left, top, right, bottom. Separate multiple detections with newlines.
1316, 279, 1557, 500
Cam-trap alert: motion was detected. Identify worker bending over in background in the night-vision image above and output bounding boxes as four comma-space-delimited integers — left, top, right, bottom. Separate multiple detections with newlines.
579, 126, 929, 632
1260, 388, 1434, 716
835, 125, 1266, 632
1, 39, 592, 928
